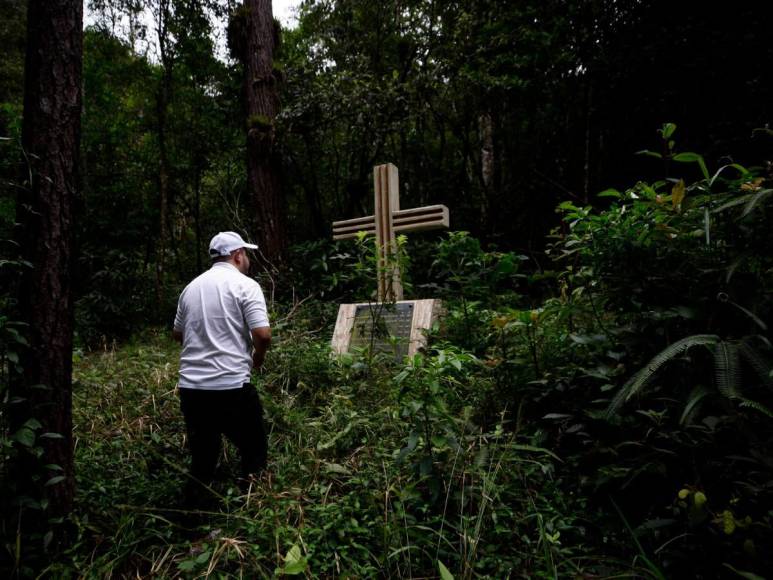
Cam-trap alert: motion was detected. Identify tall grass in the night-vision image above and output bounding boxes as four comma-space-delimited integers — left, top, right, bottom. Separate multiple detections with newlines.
37, 322, 625, 578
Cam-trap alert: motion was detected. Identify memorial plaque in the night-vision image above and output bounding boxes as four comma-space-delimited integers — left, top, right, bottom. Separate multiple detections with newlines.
331, 299, 442, 359
349, 302, 414, 358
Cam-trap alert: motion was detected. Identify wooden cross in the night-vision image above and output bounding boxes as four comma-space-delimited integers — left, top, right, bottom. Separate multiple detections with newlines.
332, 163, 450, 302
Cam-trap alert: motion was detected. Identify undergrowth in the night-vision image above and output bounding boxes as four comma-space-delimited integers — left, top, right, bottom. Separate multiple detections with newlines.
48, 326, 626, 579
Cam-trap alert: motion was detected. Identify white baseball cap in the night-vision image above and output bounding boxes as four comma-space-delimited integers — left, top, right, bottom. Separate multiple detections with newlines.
209, 231, 258, 257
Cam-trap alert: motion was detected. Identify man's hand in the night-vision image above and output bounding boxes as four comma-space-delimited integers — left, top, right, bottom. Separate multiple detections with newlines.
251, 326, 271, 370
172, 329, 183, 343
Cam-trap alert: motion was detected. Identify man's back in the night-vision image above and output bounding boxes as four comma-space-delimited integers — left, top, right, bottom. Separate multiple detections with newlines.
174, 262, 268, 390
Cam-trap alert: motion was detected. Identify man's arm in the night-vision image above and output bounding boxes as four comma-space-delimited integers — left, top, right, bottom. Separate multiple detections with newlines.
251, 326, 271, 369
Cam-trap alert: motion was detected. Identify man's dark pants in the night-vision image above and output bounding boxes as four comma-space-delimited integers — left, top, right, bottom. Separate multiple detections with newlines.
179, 383, 267, 501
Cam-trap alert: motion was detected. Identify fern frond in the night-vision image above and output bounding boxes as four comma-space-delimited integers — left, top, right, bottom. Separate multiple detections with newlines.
714, 340, 742, 399
606, 334, 719, 418
739, 338, 773, 389
738, 398, 773, 419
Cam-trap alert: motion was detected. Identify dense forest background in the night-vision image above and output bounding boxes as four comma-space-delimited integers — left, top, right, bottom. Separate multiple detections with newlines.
1, 0, 773, 577
2, 0, 771, 337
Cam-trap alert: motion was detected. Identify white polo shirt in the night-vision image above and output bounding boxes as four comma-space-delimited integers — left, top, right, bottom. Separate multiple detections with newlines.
174, 262, 270, 390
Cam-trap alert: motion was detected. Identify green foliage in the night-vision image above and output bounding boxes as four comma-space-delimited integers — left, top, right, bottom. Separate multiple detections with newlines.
393, 346, 475, 486
285, 237, 375, 302
431, 232, 524, 302
427, 232, 526, 354
0, 250, 70, 575
542, 128, 773, 577
605, 334, 720, 417
20, 306, 610, 578
75, 249, 165, 346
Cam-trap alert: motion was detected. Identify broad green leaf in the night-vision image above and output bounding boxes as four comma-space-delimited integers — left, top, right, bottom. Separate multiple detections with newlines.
24, 418, 42, 430
14, 427, 35, 447
283, 545, 308, 575
438, 560, 455, 580
673, 152, 702, 163
597, 188, 622, 198
5, 328, 28, 346
673, 152, 709, 179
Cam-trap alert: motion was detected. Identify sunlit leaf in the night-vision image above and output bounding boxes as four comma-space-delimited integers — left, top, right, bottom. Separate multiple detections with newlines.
671, 179, 686, 210
438, 560, 455, 580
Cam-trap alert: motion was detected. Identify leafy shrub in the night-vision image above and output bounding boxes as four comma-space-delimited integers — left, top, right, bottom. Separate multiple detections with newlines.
284, 237, 375, 302
542, 126, 773, 576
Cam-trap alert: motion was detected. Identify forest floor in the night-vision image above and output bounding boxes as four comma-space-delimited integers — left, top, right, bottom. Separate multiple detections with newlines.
48, 326, 642, 578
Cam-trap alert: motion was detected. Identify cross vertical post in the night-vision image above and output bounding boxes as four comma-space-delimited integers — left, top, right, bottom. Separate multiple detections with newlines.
374, 163, 402, 302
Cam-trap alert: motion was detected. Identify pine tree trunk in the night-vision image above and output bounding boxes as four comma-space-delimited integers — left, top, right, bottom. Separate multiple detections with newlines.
154, 0, 173, 311
12, 0, 82, 529
244, 0, 286, 265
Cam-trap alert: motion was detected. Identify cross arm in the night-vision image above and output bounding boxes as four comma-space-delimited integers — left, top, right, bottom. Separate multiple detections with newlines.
332, 205, 449, 240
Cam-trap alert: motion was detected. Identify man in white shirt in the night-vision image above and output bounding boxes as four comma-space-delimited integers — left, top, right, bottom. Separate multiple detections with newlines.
173, 231, 271, 501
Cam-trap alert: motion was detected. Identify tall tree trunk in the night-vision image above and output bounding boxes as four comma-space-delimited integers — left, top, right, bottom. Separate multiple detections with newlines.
243, 0, 286, 265
154, 0, 173, 311
11, 0, 82, 534
478, 109, 495, 230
